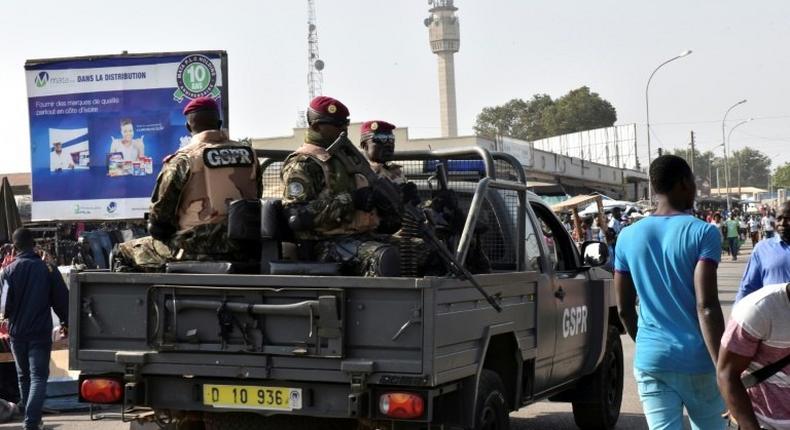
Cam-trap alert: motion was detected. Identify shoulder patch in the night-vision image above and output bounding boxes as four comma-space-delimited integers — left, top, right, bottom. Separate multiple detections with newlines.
287, 180, 307, 198
203, 146, 255, 168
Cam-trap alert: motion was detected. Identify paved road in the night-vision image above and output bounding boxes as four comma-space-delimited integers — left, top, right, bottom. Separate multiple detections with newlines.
0, 244, 750, 430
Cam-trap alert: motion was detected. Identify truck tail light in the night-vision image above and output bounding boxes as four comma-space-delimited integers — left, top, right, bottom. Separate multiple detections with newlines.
379, 392, 425, 419
80, 378, 123, 404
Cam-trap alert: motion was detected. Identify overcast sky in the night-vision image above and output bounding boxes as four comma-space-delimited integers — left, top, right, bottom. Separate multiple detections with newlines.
2, 0, 789, 174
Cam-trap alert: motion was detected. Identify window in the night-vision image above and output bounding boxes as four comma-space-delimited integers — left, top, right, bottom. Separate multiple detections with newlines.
524, 210, 541, 271
530, 202, 578, 272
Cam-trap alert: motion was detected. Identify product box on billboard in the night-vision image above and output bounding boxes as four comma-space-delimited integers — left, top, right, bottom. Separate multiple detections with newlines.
25, 51, 229, 221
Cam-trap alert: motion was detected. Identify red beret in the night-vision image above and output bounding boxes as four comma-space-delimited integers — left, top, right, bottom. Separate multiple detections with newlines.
308, 96, 350, 125
183, 97, 219, 115
361, 120, 396, 140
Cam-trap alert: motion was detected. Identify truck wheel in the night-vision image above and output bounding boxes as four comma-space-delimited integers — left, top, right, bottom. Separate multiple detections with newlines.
571, 325, 623, 430
473, 369, 510, 430
203, 412, 263, 430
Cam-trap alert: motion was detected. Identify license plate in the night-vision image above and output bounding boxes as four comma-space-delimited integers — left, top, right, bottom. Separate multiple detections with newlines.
203, 384, 302, 411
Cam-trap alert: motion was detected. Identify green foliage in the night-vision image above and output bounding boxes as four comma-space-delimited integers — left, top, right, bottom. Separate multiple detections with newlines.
730, 147, 771, 189
773, 162, 790, 188
670, 148, 717, 182
473, 87, 617, 141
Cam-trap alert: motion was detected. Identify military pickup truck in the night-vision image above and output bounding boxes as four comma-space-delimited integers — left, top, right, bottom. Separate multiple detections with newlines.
69, 148, 624, 430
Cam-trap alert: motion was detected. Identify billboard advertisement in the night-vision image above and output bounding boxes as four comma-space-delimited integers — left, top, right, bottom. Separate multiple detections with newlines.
25, 51, 228, 221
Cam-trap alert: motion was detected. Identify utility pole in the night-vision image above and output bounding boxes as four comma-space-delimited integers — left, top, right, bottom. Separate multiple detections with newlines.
737, 154, 742, 196
689, 131, 696, 173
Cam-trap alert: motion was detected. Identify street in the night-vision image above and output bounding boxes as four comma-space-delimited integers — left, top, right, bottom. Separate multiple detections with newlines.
0, 244, 748, 430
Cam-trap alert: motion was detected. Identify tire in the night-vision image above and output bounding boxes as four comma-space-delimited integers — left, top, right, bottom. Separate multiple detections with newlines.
472, 369, 510, 430
571, 325, 624, 430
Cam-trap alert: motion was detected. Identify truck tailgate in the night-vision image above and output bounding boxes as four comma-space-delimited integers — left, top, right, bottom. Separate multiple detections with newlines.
70, 272, 425, 382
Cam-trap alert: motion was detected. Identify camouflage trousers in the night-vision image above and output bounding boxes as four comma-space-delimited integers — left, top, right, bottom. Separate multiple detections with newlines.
114, 236, 174, 272
313, 235, 400, 277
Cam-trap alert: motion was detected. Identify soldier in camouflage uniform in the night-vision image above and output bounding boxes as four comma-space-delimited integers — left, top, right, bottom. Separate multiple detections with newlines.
281, 97, 399, 277
115, 97, 262, 271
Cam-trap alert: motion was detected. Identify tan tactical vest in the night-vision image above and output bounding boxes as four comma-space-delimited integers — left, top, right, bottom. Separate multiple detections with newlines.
176, 131, 259, 231
370, 162, 406, 185
293, 144, 379, 235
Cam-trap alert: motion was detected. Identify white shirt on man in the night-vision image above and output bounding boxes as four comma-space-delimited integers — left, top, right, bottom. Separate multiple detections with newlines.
50, 150, 73, 171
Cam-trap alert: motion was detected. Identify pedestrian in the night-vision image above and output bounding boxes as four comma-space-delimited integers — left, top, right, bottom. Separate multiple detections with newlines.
762, 211, 776, 240
736, 201, 790, 302
1, 228, 69, 430
614, 155, 726, 430
718, 282, 790, 430
712, 213, 725, 253
609, 207, 624, 236
748, 215, 761, 248
738, 215, 748, 242
726, 213, 741, 261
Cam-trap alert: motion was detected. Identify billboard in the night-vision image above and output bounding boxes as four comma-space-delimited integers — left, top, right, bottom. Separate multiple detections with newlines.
25, 51, 228, 221
531, 124, 638, 170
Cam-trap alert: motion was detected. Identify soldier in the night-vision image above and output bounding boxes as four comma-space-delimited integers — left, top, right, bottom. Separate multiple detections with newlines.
115, 97, 262, 271
359, 120, 418, 233
281, 96, 399, 277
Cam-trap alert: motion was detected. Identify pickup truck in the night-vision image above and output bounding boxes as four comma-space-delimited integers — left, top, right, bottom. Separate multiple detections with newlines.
69, 147, 624, 430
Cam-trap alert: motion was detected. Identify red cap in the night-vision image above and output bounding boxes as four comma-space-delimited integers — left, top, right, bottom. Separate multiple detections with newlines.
307, 96, 350, 125
360, 120, 396, 141
183, 97, 219, 115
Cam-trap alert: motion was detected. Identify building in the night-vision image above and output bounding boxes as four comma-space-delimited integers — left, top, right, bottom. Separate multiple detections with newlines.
251, 124, 648, 201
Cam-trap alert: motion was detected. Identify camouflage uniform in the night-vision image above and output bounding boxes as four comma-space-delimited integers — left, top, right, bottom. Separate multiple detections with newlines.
281, 143, 398, 277
116, 130, 262, 271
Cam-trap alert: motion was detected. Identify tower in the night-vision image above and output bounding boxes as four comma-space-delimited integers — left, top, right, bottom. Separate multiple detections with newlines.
425, 0, 460, 137
307, 0, 325, 101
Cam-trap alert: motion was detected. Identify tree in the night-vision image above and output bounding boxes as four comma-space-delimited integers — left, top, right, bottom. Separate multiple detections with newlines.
670, 148, 718, 183
473, 87, 617, 141
541, 87, 617, 137
772, 162, 790, 188
729, 147, 771, 189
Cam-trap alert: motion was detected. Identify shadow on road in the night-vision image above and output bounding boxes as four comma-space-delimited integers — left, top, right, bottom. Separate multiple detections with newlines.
510, 412, 648, 429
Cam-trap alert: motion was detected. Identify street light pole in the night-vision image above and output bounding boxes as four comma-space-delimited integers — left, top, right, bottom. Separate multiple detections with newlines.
727, 118, 753, 198
645, 50, 693, 203
721, 99, 747, 212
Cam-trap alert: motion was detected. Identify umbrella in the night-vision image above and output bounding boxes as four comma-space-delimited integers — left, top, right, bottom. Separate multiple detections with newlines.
0, 177, 21, 244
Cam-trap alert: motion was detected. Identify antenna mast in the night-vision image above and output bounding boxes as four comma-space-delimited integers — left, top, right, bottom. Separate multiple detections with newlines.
307, 0, 324, 100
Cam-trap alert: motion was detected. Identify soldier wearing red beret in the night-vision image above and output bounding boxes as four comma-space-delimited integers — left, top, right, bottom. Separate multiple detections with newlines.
280, 97, 400, 277
115, 96, 262, 271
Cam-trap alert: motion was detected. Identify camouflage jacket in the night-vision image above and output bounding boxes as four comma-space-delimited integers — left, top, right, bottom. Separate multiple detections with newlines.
281, 143, 378, 240
148, 130, 263, 256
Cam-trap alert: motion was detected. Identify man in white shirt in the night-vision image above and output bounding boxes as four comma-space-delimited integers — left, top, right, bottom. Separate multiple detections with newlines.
608, 207, 624, 235
749, 216, 761, 247
763, 213, 776, 240
49, 142, 74, 172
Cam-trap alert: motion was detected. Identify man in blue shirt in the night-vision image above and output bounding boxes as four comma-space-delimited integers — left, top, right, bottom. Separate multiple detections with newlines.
2, 228, 69, 430
615, 155, 726, 430
736, 201, 790, 302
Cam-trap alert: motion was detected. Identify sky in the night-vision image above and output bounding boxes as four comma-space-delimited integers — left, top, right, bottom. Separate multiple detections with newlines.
2, 0, 789, 174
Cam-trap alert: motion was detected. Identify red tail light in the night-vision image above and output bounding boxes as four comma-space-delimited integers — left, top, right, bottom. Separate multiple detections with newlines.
379, 392, 425, 419
80, 378, 123, 404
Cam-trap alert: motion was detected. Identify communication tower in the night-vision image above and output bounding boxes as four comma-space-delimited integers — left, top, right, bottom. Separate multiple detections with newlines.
297, 0, 325, 127
307, 0, 325, 101
424, 0, 460, 137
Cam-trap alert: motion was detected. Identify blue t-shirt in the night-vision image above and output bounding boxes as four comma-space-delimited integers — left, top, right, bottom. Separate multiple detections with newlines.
615, 214, 722, 373
736, 236, 790, 302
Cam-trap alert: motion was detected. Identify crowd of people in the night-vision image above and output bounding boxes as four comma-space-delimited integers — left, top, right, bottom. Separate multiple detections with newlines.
614, 154, 789, 430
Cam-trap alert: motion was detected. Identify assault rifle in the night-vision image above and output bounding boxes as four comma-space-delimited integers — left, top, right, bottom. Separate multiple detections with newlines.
327, 133, 502, 312
327, 132, 402, 216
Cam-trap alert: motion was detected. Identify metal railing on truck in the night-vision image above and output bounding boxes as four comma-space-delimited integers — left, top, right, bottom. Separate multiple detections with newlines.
255, 147, 530, 272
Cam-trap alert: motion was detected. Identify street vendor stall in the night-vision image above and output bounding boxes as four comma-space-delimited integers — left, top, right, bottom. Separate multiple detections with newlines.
551, 194, 608, 244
